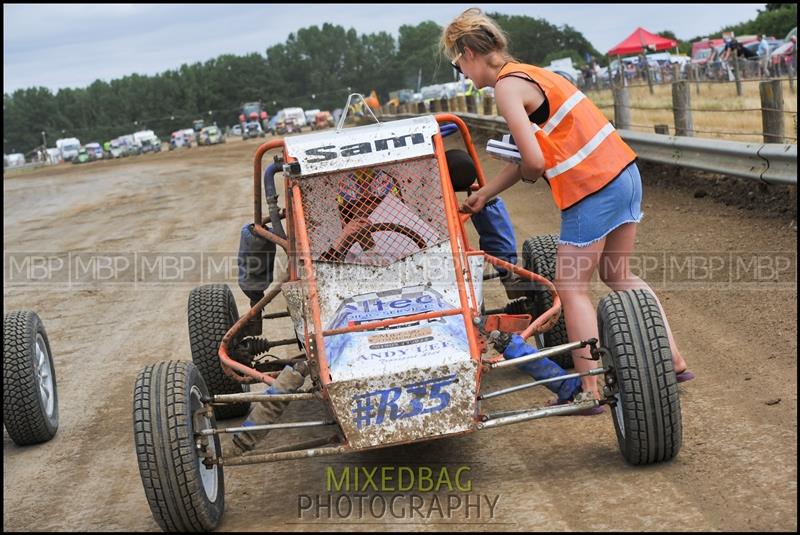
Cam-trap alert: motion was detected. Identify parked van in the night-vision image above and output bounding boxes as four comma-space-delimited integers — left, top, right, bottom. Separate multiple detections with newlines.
45, 147, 62, 164
304, 109, 321, 126
85, 142, 104, 161
109, 140, 124, 158
5, 153, 26, 168
279, 107, 307, 131
56, 137, 81, 162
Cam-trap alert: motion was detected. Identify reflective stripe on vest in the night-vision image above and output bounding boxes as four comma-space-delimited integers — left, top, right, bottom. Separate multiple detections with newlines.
497, 63, 636, 210
542, 90, 585, 135
544, 122, 614, 179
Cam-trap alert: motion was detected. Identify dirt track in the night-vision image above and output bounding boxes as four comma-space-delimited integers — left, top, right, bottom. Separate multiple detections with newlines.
3, 133, 797, 531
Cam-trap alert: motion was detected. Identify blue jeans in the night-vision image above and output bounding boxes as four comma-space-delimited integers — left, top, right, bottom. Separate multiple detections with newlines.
471, 197, 517, 275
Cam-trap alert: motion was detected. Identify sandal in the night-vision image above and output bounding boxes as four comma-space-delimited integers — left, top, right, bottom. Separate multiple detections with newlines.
675, 368, 696, 383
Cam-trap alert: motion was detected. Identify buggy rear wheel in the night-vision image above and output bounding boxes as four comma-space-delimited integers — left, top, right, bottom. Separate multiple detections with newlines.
598, 289, 682, 465
133, 361, 224, 532
521, 234, 571, 368
3, 310, 59, 446
188, 284, 250, 419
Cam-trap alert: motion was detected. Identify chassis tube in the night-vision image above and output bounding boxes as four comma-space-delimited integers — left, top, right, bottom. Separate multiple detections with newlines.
434, 114, 487, 188
432, 132, 480, 359
218, 274, 288, 385
483, 253, 562, 338
220, 445, 351, 466
210, 392, 317, 403
479, 367, 606, 400
489, 340, 592, 370
198, 420, 336, 436
322, 308, 463, 337
477, 397, 601, 429
291, 184, 330, 384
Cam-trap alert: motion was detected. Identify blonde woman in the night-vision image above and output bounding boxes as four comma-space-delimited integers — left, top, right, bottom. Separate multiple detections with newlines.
442, 8, 693, 409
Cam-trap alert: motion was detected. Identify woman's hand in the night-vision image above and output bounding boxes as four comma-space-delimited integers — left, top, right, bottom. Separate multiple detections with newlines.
460, 188, 489, 214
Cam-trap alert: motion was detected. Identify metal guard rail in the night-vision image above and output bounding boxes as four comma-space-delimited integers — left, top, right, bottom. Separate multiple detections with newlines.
389, 112, 797, 186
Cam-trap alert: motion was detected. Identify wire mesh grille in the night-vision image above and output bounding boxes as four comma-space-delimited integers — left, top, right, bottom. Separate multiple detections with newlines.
299, 157, 449, 267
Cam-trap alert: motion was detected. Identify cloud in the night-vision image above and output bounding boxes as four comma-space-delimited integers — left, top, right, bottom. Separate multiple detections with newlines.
3, 3, 765, 94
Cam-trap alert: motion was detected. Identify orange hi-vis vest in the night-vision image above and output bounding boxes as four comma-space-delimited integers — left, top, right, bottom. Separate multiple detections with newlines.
496, 62, 637, 210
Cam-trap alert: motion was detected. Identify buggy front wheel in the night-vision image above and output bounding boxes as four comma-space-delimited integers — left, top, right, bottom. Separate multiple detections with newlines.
598, 289, 682, 465
3, 310, 59, 446
133, 360, 224, 532
188, 284, 250, 419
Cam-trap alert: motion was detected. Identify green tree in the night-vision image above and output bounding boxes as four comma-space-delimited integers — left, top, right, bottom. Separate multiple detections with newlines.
687, 3, 797, 43
397, 21, 453, 90
3, 12, 604, 153
657, 31, 691, 56
488, 13, 602, 67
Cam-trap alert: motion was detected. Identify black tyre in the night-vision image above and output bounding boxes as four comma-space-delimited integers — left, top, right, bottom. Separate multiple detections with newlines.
597, 289, 682, 465
133, 361, 224, 531
188, 284, 250, 419
3, 310, 59, 446
521, 234, 571, 368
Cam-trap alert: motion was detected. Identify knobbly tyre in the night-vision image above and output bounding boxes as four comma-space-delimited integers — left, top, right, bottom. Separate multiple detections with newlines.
132, 94, 682, 531
3, 310, 60, 446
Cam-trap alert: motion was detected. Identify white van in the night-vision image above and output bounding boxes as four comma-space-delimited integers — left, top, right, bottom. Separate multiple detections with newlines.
46, 148, 62, 164
56, 137, 81, 162
5, 153, 26, 167
304, 109, 320, 126
280, 107, 307, 130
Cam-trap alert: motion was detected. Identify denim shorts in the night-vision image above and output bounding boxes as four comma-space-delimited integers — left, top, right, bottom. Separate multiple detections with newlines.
558, 162, 643, 247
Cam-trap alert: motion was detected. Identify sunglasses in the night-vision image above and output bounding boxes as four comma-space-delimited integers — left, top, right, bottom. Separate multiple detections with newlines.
451, 51, 463, 76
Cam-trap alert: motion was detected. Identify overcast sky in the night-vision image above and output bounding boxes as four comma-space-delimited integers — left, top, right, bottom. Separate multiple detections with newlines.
4, 3, 765, 94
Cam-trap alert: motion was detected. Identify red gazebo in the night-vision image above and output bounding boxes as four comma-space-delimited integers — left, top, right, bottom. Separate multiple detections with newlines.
607, 27, 679, 86
608, 27, 678, 56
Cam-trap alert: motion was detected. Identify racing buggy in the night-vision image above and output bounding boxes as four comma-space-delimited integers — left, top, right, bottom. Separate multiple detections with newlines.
133, 95, 683, 531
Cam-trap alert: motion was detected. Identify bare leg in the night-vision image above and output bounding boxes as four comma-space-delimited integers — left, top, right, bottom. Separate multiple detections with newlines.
555, 239, 606, 398
599, 222, 688, 372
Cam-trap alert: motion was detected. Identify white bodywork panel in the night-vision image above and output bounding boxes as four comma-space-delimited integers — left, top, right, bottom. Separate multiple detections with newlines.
284, 116, 440, 176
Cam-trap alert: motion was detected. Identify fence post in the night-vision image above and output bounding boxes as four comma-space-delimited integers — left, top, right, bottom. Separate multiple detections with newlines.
672, 64, 681, 83
465, 94, 476, 114
431, 99, 441, 113
453, 95, 464, 113
672, 80, 694, 137
440, 97, 450, 112
733, 56, 743, 96
644, 60, 654, 94
612, 84, 631, 129
789, 69, 795, 95
417, 102, 426, 114
760, 79, 784, 143
483, 95, 494, 116
692, 64, 700, 96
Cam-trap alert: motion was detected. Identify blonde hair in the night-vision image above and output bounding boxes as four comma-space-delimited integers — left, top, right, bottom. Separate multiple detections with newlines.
440, 7, 513, 61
